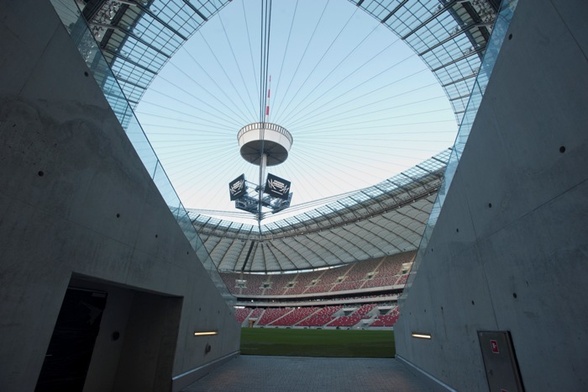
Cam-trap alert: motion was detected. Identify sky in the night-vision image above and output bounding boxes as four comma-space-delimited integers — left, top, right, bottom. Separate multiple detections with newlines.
135, 0, 458, 214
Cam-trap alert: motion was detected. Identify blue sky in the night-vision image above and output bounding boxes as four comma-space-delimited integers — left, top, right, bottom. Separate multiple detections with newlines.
135, 0, 457, 212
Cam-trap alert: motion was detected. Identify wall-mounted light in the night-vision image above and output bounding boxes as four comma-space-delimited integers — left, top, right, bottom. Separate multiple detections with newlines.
411, 332, 432, 339
194, 331, 218, 337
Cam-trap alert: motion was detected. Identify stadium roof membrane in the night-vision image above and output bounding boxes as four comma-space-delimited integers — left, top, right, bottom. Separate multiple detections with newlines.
80, 0, 503, 272
189, 149, 450, 272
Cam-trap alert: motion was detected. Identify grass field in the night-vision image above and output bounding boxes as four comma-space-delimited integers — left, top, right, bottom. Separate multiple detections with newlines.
240, 328, 395, 358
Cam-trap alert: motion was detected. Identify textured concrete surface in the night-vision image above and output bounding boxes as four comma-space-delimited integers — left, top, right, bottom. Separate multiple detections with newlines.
394, 1, 588, 391
0, 1, 240, 391
182, 355, 447, 392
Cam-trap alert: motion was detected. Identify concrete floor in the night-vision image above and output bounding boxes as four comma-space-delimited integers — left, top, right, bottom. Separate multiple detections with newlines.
182, 355, 448, 392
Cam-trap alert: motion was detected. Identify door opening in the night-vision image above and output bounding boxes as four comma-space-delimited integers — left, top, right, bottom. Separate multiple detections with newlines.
35, 287, 107, 392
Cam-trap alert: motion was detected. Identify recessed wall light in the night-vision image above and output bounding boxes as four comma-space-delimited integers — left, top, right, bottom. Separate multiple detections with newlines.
411, 332, 432, 339
193, 331, 218, 337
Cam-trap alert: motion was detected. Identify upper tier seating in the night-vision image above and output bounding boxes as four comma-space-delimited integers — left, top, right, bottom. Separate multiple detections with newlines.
221, 251, 416, 297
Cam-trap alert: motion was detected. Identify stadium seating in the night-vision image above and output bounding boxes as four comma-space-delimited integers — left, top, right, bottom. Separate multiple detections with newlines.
257, 307, 293, 325
224, 252, 414, 328
234, 307, 252, 324
249, 308, 263, 320
270, 307, 318, 326
395, 274, 409, 285
326, 304, 376, 327
221, 251, 415, 297
370, 307, 400, 327
262, 274, 296, 296
297, 305, 343, 327
221, 271, 241, 295
283, 271, 317, 295
235, 304, 402, 328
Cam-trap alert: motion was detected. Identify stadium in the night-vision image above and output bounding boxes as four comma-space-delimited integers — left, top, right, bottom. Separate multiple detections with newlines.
1, 0, 587, 391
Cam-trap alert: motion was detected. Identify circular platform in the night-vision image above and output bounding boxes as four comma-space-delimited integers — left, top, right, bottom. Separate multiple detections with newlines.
238, 122, 293, 166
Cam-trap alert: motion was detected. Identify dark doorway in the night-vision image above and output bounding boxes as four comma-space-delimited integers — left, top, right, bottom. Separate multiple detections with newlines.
35, 287, 107, 392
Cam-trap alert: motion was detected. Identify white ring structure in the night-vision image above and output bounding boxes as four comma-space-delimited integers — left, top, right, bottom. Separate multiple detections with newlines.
237, 122, 293, 166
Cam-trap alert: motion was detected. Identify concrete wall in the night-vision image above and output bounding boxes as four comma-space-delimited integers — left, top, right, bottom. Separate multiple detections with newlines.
395, 0, 588, 391
0, 1, 240, 391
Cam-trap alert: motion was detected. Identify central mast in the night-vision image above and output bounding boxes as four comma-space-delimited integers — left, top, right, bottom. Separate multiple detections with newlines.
228, 0, 293, 222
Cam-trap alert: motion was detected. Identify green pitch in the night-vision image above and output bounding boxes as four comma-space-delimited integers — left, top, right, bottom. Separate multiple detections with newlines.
240, 328, 395, 358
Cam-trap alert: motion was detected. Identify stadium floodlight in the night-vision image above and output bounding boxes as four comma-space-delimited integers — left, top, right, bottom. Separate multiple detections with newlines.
265, 173, 291, 200
411, 332, 432, 339
229, 174, 247, 200
269, 193, 292, 214
235, 195, 259, 214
